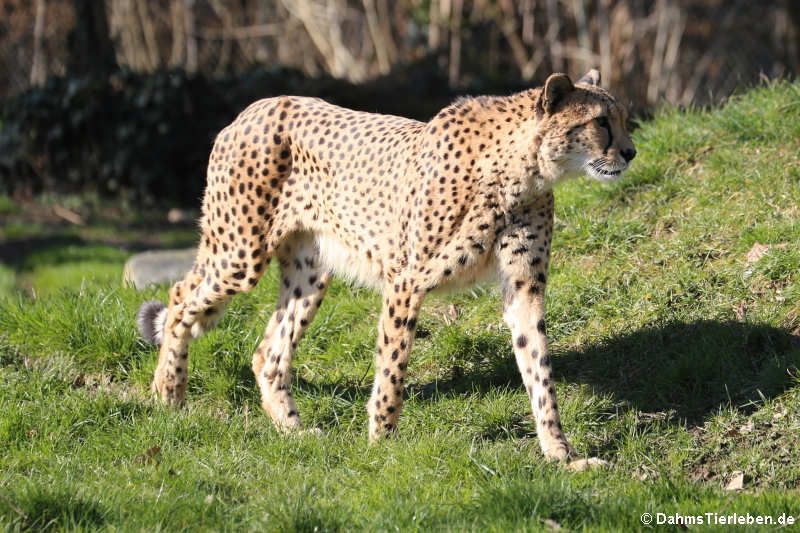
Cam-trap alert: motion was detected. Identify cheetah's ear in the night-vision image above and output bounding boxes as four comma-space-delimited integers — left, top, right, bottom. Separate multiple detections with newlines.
542, 73, 574, 114
577, 68, 601, 86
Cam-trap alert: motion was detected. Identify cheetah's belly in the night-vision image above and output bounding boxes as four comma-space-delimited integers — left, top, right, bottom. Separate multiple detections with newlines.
315, 232, 384, 290
314, 231, 497, 294
432, 254, 497, 294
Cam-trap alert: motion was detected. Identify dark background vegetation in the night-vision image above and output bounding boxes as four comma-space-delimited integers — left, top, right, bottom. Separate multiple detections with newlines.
0, 0, 798, 205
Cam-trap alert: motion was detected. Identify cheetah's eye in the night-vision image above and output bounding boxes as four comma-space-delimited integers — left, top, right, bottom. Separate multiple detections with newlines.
595, 116, 612, 142
595, 116, 610, 129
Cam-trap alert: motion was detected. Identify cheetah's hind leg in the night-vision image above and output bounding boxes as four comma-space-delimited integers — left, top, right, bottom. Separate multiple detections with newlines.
251, 232, 331, 434
138, 243, 264, 405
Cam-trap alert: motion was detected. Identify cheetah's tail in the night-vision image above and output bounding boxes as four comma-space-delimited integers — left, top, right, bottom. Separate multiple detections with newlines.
137, 299, 168, 346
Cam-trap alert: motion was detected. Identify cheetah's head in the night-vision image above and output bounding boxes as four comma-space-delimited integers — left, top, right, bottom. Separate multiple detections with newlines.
536, 70, 636, 183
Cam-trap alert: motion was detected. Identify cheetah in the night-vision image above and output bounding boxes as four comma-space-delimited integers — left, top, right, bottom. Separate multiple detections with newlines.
137, 69, 635, 467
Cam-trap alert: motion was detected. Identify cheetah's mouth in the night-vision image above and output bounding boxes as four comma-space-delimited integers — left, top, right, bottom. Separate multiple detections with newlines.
585, 159, 627, 182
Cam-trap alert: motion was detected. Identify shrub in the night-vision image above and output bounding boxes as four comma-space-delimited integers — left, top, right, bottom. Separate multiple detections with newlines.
0, 60, 526, 205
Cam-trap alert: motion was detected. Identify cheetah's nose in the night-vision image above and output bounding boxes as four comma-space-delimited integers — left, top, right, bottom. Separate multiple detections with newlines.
621, 148, 636, 163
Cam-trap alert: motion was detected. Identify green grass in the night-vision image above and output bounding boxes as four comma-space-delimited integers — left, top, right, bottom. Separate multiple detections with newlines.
1, 80, 800, 531
0, 196, 198, 299
0, 195, 16, 216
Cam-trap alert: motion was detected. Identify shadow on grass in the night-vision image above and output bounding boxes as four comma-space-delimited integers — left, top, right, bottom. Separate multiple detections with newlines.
1, 489, 108, 531
421, 320, 800, 425
0, 235, 85, 268
0, 234, 195, 271
558, 320, 800, 423
217, 320, 800, 436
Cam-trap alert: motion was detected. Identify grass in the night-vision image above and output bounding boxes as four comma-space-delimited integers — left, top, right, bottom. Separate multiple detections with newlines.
0, 194, 198, 297
1, 80, 800, 531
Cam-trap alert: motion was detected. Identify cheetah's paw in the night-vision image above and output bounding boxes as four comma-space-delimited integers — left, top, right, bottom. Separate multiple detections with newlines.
566, 457, 609, 472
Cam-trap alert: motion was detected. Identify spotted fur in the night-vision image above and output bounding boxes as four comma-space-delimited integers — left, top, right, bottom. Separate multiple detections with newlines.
137, 70, 635, 463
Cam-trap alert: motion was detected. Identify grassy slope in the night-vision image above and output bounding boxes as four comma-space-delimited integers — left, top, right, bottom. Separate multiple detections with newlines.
1, 81, 799, 532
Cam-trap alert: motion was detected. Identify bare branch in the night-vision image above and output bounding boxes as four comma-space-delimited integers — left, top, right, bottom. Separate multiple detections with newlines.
647, 0, 669, 104
30, 0, 47, 85
363, 0, 391, 74
280, 0, 366, 81
168, 0, 185, 67
184, 0, 197, 73
195, 23, 284, 40
137, 1, 161, 69
449, 0, 463, 86
680, 2, 742, 104
428, 0, 440, 49
571, 0, 591, 74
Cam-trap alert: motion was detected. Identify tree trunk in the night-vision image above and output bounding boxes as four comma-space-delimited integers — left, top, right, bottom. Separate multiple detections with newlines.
184, 0, 198, 73
448, 0, 463, 86
68, 0, 118, 76
30, 0, 47, 85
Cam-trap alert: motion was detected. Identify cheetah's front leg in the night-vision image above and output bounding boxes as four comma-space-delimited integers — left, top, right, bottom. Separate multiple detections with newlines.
495, 200, 576, 462
501, 277, 575, 461
367, 275, 425, 440
499, 272, 606, 471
